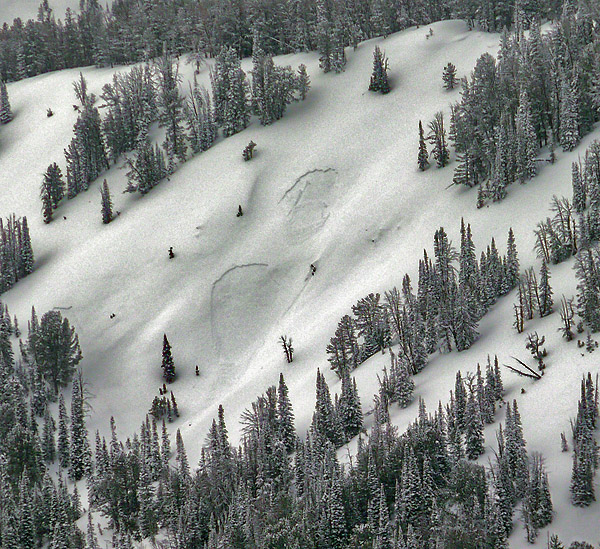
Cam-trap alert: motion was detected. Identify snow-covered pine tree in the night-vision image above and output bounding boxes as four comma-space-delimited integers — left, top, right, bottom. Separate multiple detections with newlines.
442, 62, 457, 90
211, 47, 250, 138
465, 391, 484, 459
43, 163, 66, 209
19, 217, 34, 276
276, 373, 295, 452
428, 112, 449, 168
0, 80, 12, 124
100, 179, 113, 224
185, 76, 216, 154
418, 120, 429, 171
156, 53, 187, 172
368, 46, 390, 94
57, 394, 70, 470
538, 261, 553, 317
40, 177, 54, 224
515, 90, 538, 183
296, 64, 310, 100
312, 369, 343, 447
161, 334, 176, 383
69, 375, 90, 481
560, 74, 580, 152
572, 161, 586, 213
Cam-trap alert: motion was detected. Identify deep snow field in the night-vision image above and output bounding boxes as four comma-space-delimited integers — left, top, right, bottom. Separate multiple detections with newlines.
1, 18, 599, 547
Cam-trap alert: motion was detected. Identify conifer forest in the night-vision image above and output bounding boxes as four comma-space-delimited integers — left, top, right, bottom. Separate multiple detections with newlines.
2, 0, 600, 547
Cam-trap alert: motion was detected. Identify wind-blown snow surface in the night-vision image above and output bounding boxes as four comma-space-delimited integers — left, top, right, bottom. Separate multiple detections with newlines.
1, 20, 600, 546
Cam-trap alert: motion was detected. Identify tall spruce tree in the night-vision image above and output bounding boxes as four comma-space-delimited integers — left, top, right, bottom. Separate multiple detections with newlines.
368, 46, 390, 94
161, 334, 176, 383
418, 120, 429, 171
0, 80, 12, 124
99, 179, 113, 224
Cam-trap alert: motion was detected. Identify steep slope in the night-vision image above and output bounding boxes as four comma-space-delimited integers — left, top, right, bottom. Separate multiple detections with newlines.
1, 20, 599, 546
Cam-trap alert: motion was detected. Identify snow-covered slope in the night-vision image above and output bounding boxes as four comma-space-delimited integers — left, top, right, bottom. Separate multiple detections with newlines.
1, 20, 599, 546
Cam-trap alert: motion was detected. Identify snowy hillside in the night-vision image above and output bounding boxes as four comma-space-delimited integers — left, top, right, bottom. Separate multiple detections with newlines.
2, 18, 600, 546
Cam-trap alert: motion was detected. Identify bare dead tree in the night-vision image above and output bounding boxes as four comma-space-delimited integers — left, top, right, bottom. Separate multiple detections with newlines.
280, 335, 294, 363
558, 295, 575, 341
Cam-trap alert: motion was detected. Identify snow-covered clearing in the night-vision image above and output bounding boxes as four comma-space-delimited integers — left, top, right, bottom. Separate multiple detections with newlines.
1, 19, 599, 546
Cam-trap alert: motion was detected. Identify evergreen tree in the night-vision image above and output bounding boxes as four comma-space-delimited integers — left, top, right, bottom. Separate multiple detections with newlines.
418, 120, 429, 171
43, 163, 66, 209
560, 75, 580, 152
442, 62, 457, 90
32, 310, 82, 393
57, 394, 70, 470
515, 90, 538, 183
161, 334, 176, 383
20, 217, 34, 275
465, 392, 485, 459
572, 162, 586, 213
0, 80, 12, 124
211, 47, 250, 137
156, 53, 187, 172
297, 64, 311, 100
538, 261, 553, 316
368, 46, 390, 94
276, 373, 295, 452
69, 375, 90, 481
100, 180, 113, 224
428, 112, 450, 168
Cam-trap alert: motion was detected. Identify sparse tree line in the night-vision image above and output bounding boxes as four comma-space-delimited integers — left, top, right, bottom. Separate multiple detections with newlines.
327, 220, 520, 380
40, 48, 310, 222
447, 7, 600, 206
0, 0, 569, 84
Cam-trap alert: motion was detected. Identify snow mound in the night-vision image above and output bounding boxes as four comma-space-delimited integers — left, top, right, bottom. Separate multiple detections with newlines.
211, 263, 285, 363
280, 168, 340, 243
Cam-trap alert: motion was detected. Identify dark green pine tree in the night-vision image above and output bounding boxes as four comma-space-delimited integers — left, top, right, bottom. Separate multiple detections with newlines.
0, 80, 12, 124
276, 373, 296, 452
368, 46, 390, 94
100, 179, 113, 224
161, 334, 176, 383
43, 163, 66, 209
327, 469, 347, 548
42, 410, 56, 463
538, 261, 553, 317
572, 162, 586, 213
442, 62, 457, 90
40, 175, 54, 224
20, 216, 34, 276
428, 112, 450, 168
338, 369, 363, 441
454, 284, 479, 351
454, 371, 467, 432
18, 474, 35, 549
505, 227, 519, 290
69, 376, 90, 481
57, 394, 70, 470
376, 485, 393, 549
175, 428, 189, 477
86, 512, 100, 549
465, 391, 485, 459
312, 369, 343, 447
418, 120, 429, 171
33, 310, 82, 393
505, 400, 529, 498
